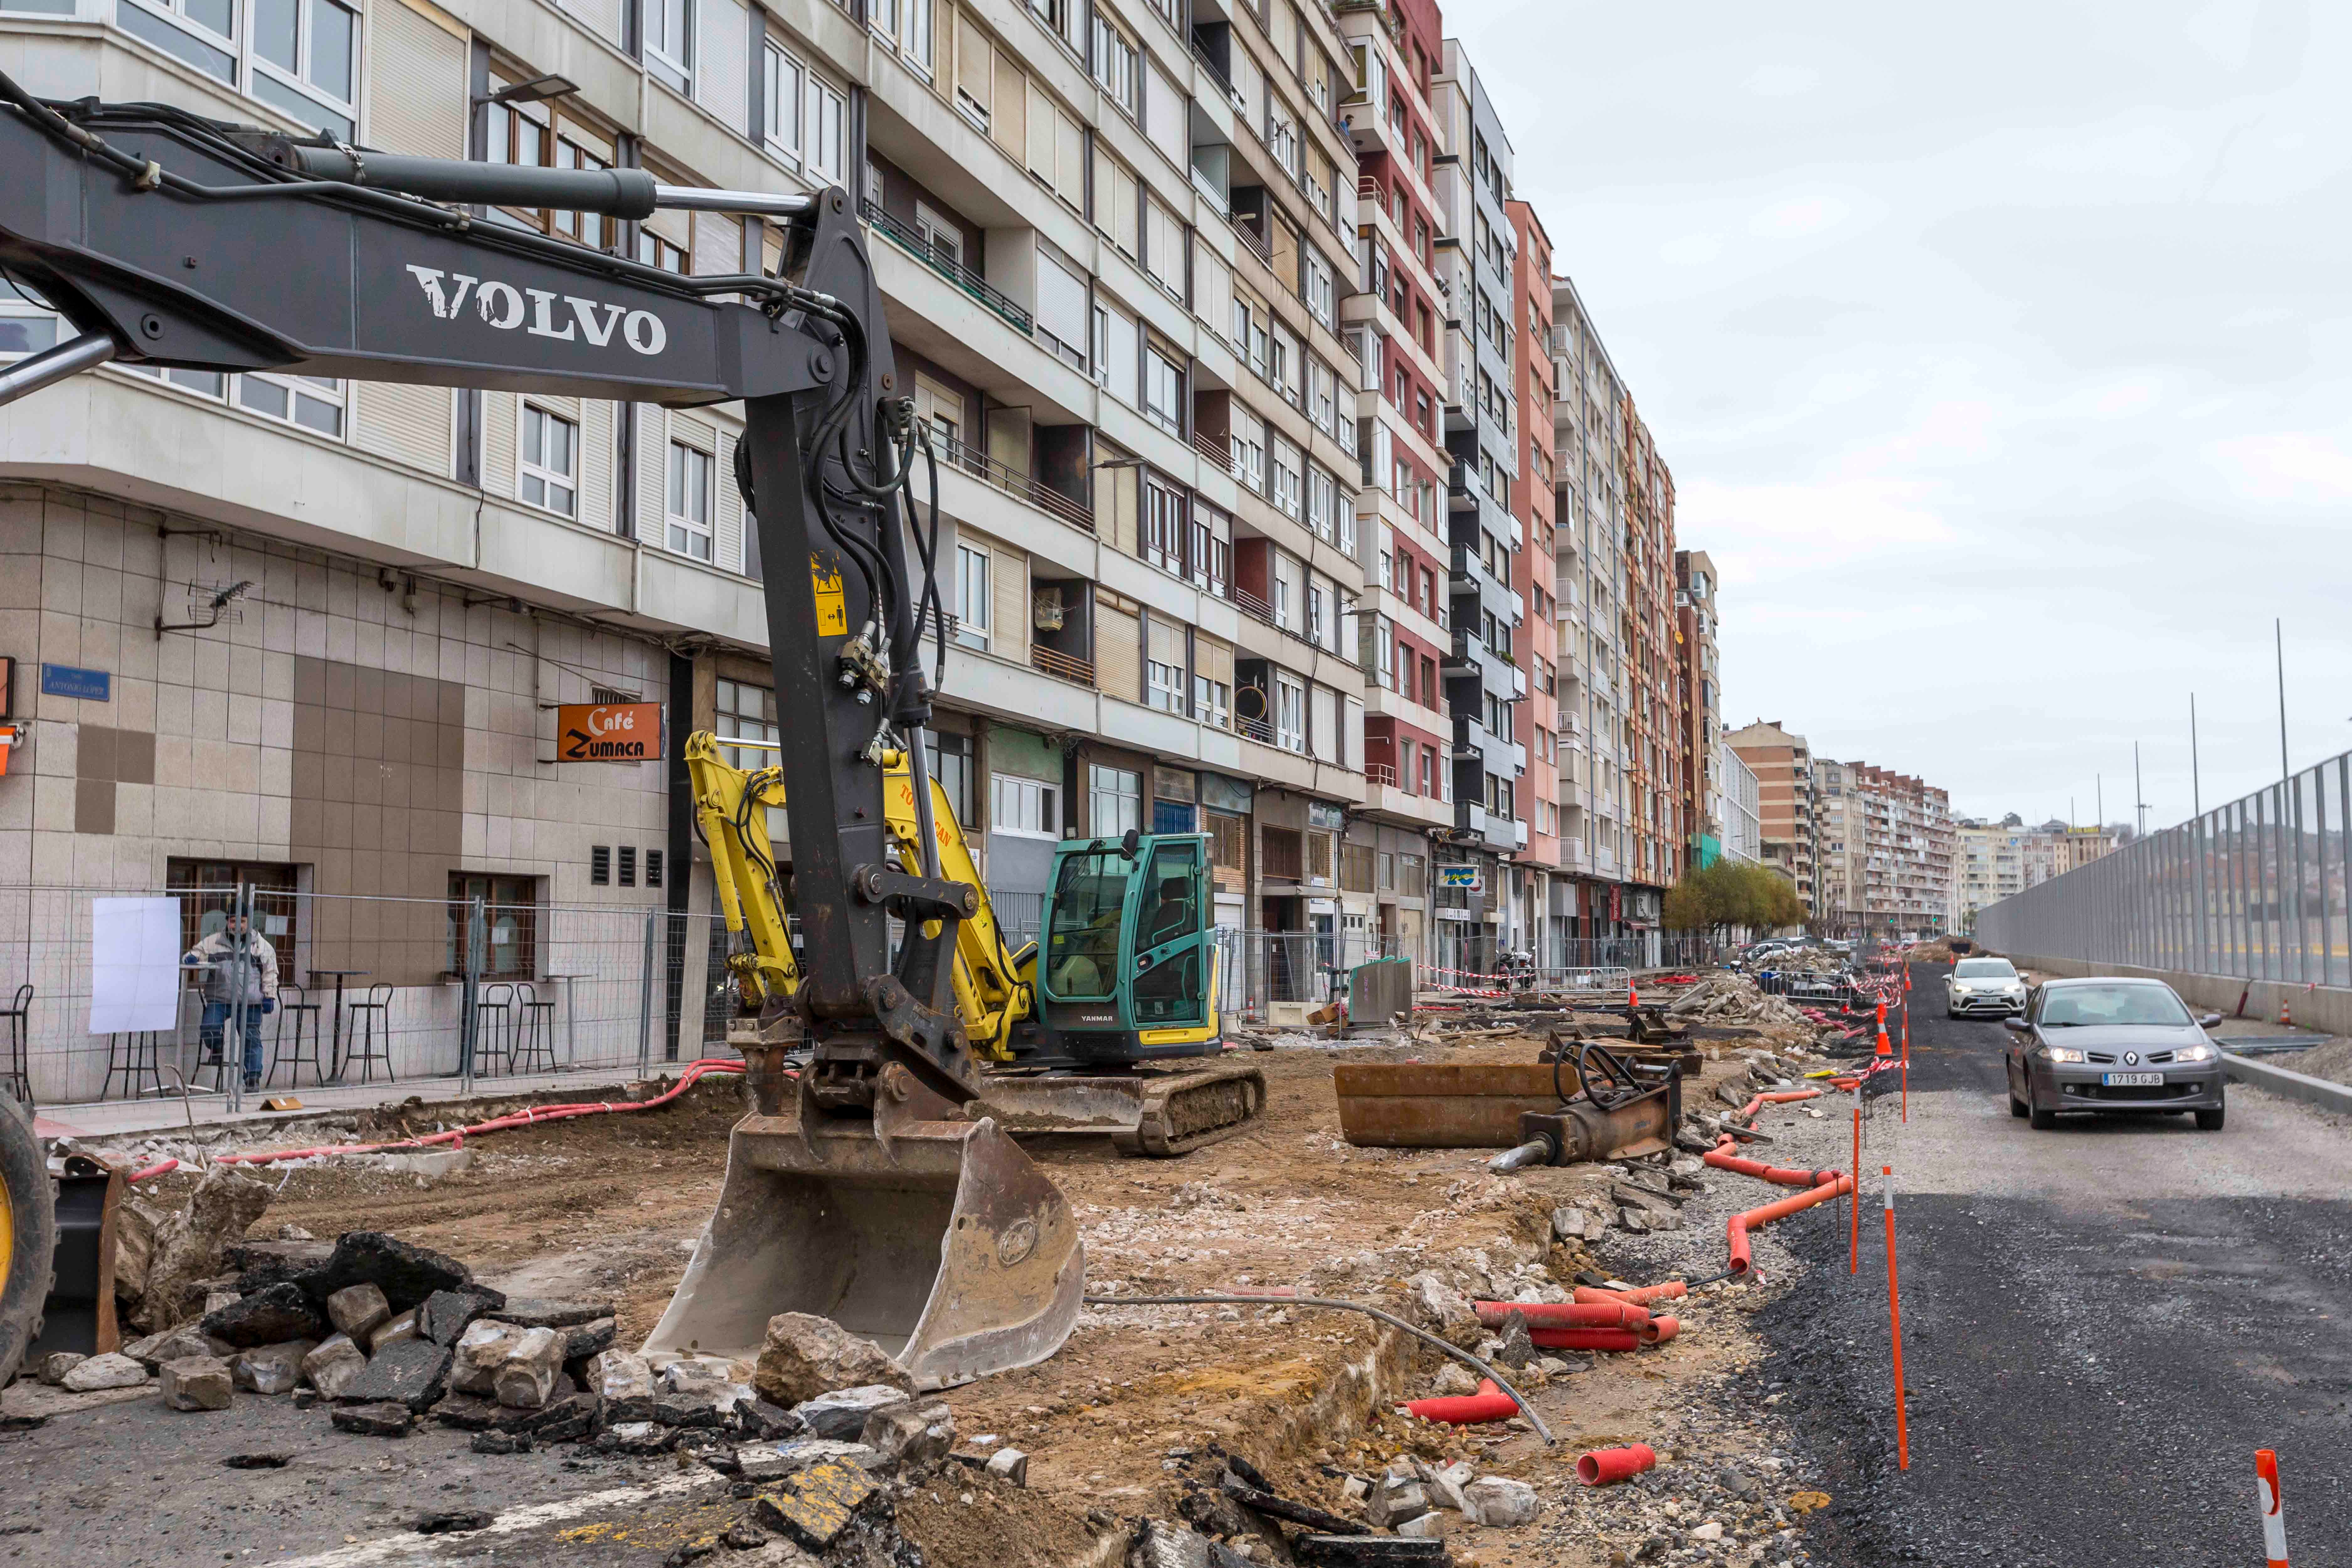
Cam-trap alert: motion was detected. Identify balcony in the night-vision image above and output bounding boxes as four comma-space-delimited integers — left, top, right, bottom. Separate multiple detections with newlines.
1366, 761, 1397, 787
1030, 645, 1096, 687
861, 199, 1032, 336
935, 431, 1095, 534
1192, 426, 1238, 477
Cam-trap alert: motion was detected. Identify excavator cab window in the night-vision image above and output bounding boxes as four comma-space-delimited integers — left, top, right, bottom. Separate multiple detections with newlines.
1044, 850, 1127, 1000
1131, 840, 1209, 1028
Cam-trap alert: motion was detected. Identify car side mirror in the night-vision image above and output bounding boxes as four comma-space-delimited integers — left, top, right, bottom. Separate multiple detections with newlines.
1120, 827, 1141, 861
2199, 1012, 2223, 1030
2003, 1017, 2032, 1034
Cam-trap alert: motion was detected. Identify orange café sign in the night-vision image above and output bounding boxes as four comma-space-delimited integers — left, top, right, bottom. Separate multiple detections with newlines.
558, 701, 662, 762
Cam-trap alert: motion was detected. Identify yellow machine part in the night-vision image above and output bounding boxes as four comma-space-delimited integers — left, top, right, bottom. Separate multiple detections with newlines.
686, 733, 1032, 1062
0, 1094, 56, 1387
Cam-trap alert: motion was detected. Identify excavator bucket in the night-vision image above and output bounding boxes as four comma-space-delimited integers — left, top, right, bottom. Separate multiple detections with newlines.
643, 1064, 1083, 1390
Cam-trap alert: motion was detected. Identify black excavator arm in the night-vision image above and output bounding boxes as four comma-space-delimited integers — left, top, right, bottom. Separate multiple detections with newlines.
0, 77, 982, 1113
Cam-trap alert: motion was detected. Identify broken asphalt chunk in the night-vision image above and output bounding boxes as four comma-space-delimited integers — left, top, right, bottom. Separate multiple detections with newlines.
1218, 1476, 1366, 1535
749, 1459, 877, 1552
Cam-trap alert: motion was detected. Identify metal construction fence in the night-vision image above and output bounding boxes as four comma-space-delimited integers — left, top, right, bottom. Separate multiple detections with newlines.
0, 882, 738, 1113
1976, 744, 2352, 987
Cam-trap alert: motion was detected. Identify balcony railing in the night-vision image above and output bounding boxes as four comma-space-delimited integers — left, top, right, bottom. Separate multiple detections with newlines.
1236, 712, 1275, 745
934, 430, 1095, 534
1234, 217, 1273, 265
1366, 761, 1397, 787
1192, 426, 1237, 474
860, 198, 1033, 336
1234, 584, 1275, 625
1030, 645, 1095, 687
1190, 40, 1242, 110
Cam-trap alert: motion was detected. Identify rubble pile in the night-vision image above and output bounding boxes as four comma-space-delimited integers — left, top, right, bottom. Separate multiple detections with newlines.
1739, 947, 1846, 977
1664, 975, 1816, 1033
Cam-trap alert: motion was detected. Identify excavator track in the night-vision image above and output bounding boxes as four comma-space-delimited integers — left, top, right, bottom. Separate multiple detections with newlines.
977, 1063, 1268, 1157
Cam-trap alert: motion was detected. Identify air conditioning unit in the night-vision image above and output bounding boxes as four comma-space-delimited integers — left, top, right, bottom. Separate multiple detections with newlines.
1033, 587, 1065, 632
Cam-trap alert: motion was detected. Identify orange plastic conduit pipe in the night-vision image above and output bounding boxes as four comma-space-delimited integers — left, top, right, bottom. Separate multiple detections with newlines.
1471, 1300, 1650, 1332
1406, 1379, 1519, 1424
1726, 1174, 1854, 1276
1703, 1139, 1845, 1190
210, 1058, 751, 1167
1574, 1282, 1687, 1308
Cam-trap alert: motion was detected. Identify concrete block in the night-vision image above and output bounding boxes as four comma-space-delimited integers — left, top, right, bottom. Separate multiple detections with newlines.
160, 1355, 234, 1411
326, 1282, 391, 1341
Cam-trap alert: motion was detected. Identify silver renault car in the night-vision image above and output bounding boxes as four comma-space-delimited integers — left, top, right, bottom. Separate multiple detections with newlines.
2003, 977, 2227, 1131
1945, 956, 2027, 1018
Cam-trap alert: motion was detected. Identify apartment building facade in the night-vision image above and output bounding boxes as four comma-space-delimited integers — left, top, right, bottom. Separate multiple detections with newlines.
0, 0, 1438, 1063
1719, 741, 1762, 864
1725, 719, 1817, 915
1674, 548, 1720, 866
1504, 198, 1558, 953
1813, 758, 1953, 939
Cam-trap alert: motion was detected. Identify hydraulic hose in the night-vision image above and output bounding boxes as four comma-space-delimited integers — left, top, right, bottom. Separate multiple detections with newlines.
212, 1058, 749, 1167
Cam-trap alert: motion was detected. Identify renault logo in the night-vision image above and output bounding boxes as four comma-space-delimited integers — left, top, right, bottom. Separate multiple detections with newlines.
2124, 1051, 2139, 1066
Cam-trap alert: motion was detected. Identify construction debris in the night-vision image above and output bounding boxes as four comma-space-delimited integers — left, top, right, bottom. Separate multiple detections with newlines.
1664, 974, 1816, 1032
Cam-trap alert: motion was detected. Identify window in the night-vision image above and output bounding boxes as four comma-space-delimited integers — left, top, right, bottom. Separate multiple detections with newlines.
667, 439, 713, 560
1143, 343, 1184, 434
1095, 300, 1138, 403
1275, 675, 1306, 752
1272, 553, 1296, 631
1189, 506, 1230, 598
1306, 581, 1325, 645
1272, 440, 1302, 520
448, 874, 538, 978
637, 227, 688, 273
1261, 826, 1302, 880
763, 44, 804, 168
715, 678, 779, 769
992, 773, 1060, 838
1146, 618, 1186, 713
645, 0, 693, 91
807, 74, 847, 182
1091, 12, 1137, 113
1229, 405, 1266, 491
1089, 764, 1142, 836
1304, 253, 1334, 325
1194, 669, 1231, 729
955, 543, 991, 649
1306, 464, 1336, 542
1306, 358, 1335, 435
924, 730, 974, 827
1143, 482, 1184, 575
236, 372, 344, 437
119, 0, 356, 138
519, 405, 578, 517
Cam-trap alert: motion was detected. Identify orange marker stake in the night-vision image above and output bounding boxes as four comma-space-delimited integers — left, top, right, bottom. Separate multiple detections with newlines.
1900, 1010, 1910, 1122
1884, 1164, 1908, 1470
2256, 1449, 2289, 1566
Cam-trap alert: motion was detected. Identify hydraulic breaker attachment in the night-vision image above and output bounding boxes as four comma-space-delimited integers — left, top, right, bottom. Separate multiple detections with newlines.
642, 1041, 1082, 1389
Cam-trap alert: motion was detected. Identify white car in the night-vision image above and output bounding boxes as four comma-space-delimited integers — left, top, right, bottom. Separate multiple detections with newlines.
1947, 956, 2027, 1018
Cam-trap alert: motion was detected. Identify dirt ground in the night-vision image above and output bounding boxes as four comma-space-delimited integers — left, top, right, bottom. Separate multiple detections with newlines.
112, 1019, 1834, 1568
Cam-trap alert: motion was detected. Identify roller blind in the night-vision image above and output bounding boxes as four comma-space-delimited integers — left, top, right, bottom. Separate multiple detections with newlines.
1035, 242, 1090, 355
1096, 591, 1142, 702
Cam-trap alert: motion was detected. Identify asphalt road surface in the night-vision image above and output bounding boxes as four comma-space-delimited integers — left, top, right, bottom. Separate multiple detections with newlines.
1762, 962, 2352, 1566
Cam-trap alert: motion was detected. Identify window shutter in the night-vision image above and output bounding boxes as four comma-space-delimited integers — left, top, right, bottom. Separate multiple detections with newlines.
367, 0, 466, 157
991, 545, 1028, 661
1026, 80, 1054, 180
1052, 108, 1084, 209
1310, 685, 1338, 763
1196, 634, 1232, 692
1194, 249, 1231, 346
1034, 242, 1089, 353
955, 11, 991, 117
1094, 590, 1142, 702
697, 0, 751, 128
992, 52, 1026, 155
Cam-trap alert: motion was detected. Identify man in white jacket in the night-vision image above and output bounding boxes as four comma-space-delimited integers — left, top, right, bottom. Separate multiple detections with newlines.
184, 913, 279, 1090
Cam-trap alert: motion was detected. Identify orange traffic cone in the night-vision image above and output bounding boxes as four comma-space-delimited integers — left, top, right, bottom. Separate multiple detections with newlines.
1629, 985, 1639, 1010
2280, 994, 2293, 1028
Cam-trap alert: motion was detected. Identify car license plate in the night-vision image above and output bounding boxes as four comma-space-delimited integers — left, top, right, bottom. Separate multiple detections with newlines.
2102, 1072, 2163, 1087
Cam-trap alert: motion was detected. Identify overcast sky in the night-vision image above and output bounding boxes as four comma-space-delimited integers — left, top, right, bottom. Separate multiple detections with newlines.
1453, 1, 2352, 829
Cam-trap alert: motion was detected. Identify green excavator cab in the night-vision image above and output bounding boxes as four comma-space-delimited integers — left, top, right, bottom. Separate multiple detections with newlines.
1033, 831, 1219, 1059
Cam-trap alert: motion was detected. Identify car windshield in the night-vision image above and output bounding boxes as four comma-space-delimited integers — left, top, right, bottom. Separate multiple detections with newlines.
1954, 959, 2016, 978
2039, 984, 2191, 1028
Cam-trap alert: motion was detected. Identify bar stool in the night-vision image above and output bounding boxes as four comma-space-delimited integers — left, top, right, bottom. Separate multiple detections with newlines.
268, 984, 327, 1089
512, 982, 558, 1074
344, 984, 396, 1083
474, 983, 515, 1076
2, 983, 31, 1107
102, 1030, 165, 1101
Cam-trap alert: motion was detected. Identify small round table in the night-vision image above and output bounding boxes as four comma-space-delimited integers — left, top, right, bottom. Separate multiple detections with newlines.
542, 974, 593, 1068
308, 969, 372, 1081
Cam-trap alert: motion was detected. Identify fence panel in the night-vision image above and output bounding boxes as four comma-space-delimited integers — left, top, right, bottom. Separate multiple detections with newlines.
1979, 745, 2352, 989
0, 883, 692, 1111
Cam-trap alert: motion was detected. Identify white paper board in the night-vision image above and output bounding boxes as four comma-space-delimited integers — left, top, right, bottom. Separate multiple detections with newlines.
89, 896, 184, 1035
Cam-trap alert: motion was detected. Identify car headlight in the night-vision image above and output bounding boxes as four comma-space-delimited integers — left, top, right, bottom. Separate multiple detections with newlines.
2041, 1046, 2086, 1064
2177, 1044, 2213, 1063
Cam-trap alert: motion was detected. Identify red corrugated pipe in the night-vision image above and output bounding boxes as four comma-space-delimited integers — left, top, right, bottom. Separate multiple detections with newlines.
210, 1058, 751, 1167
1531, 1317, 1679, 1352
1727, 1174, 1853, 1276
128, 1158, 180, 1182
1577, 1444, 1658, 1486
1472, 1300, 1650, 1332
1405, 1378, 1519, 1424
1704, 1140, 1844, 1189
1574, 1282, 1687, 1308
